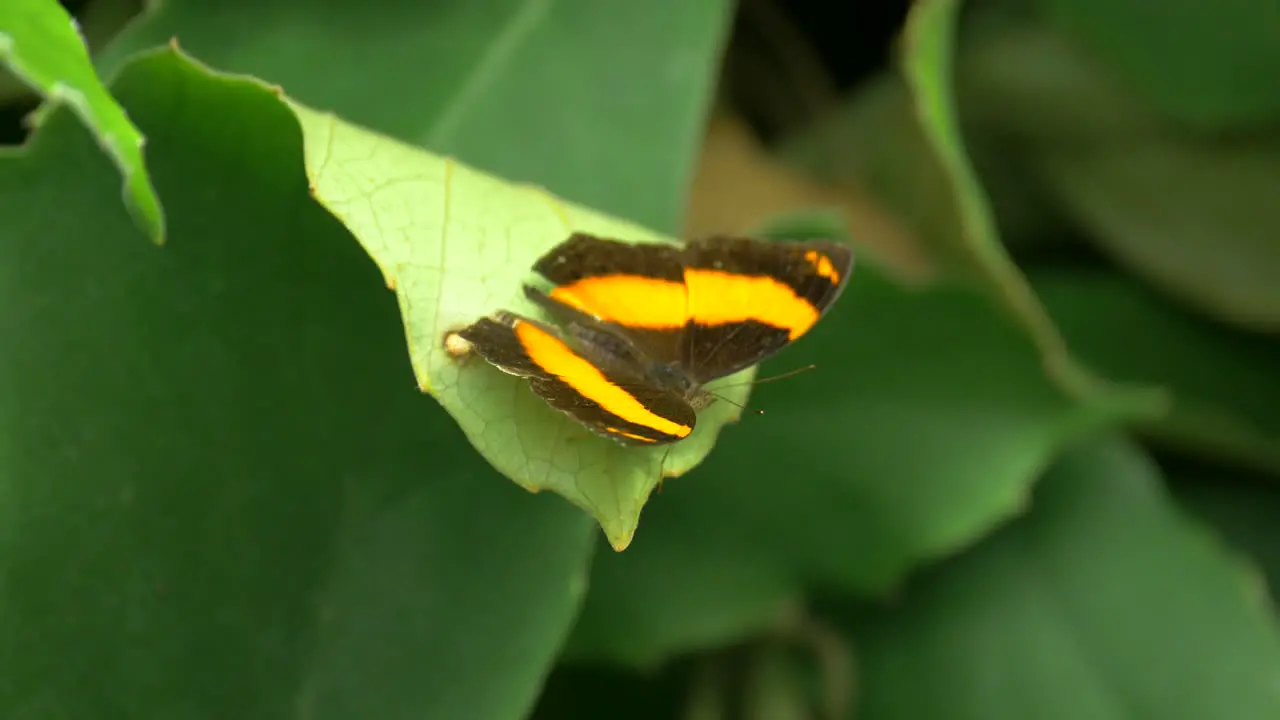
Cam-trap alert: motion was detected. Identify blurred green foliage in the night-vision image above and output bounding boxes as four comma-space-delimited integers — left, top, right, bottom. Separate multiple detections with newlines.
3, 0, 1280, 718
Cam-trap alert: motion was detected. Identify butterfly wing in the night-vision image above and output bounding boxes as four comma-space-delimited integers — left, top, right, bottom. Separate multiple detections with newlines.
678, 236, 854, 383
530, 232, 690, 366
456, 312, 696, 446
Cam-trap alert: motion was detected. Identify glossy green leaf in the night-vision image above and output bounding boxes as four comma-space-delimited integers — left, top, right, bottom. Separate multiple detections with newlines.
1036, 269, 1280, 478
0, 48, 593, 719
102, 0, 732, 233
1038, 0, 1280, 128
842, 437, 1280, 720
0, 0, 163, 242
565, 256, 1159, 668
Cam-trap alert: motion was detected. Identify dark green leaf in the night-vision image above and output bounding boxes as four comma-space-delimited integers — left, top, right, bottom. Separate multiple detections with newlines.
1171, 469, 1280, 603
842, 436, 1280, 720
0, 49, 592, 719
531, 663, 689, 720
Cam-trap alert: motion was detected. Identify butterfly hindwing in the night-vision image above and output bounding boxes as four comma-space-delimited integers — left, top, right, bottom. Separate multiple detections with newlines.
456, 312, 696, 446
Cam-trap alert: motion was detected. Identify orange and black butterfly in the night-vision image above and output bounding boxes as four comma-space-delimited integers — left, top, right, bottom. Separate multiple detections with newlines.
454, 233, 853, 445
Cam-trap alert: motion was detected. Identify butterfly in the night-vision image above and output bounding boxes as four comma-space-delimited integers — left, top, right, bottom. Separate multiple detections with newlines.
452, 232, 853, 445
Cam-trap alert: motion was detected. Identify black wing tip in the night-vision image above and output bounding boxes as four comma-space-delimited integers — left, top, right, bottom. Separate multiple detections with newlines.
454, 311, 530, 349
454, 316, 496, 342
532, 232, 609, 277
522, 284, 550, 303
791, 237, 856, 284
535, 231, 626, 262
828, 241, 856, 278
689, 235, 855, 282
565, 230, 617, 244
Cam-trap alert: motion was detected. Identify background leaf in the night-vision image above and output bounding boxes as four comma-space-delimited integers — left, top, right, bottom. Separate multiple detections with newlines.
838, 436, 1280, 720
0, 0, 163, 241
531, 663, 691, 720
1037, 0, 1280, 128
785, 0, 1099, 398
102, 0, 732, 232
1171, 467, 1280, 601
1034, 132, 1280, 332
1036, 269, 1280, 478
899, 0, 1101, 397
564, 251, 1157, 668
944, 15, 1280, 334
0, 49, 593, 720
6, 0, 1280, 717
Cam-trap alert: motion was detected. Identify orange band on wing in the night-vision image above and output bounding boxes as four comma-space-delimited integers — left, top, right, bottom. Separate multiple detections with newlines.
549, 276, 689, 328
685, 269, 820, 340
604, 427, 661, 443
514, 321, 693, 439
549, 270, 824, 340
804, 250, 842, 283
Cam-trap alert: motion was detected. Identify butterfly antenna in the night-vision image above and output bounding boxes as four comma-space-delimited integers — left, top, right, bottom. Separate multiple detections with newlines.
716, 363, 818, 390
707, 390, 766, 416
706, 364, 818, 417
655, 444, 675, 495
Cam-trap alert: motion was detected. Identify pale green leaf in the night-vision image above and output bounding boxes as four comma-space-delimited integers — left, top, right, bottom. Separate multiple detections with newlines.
288, 100, 752, 551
